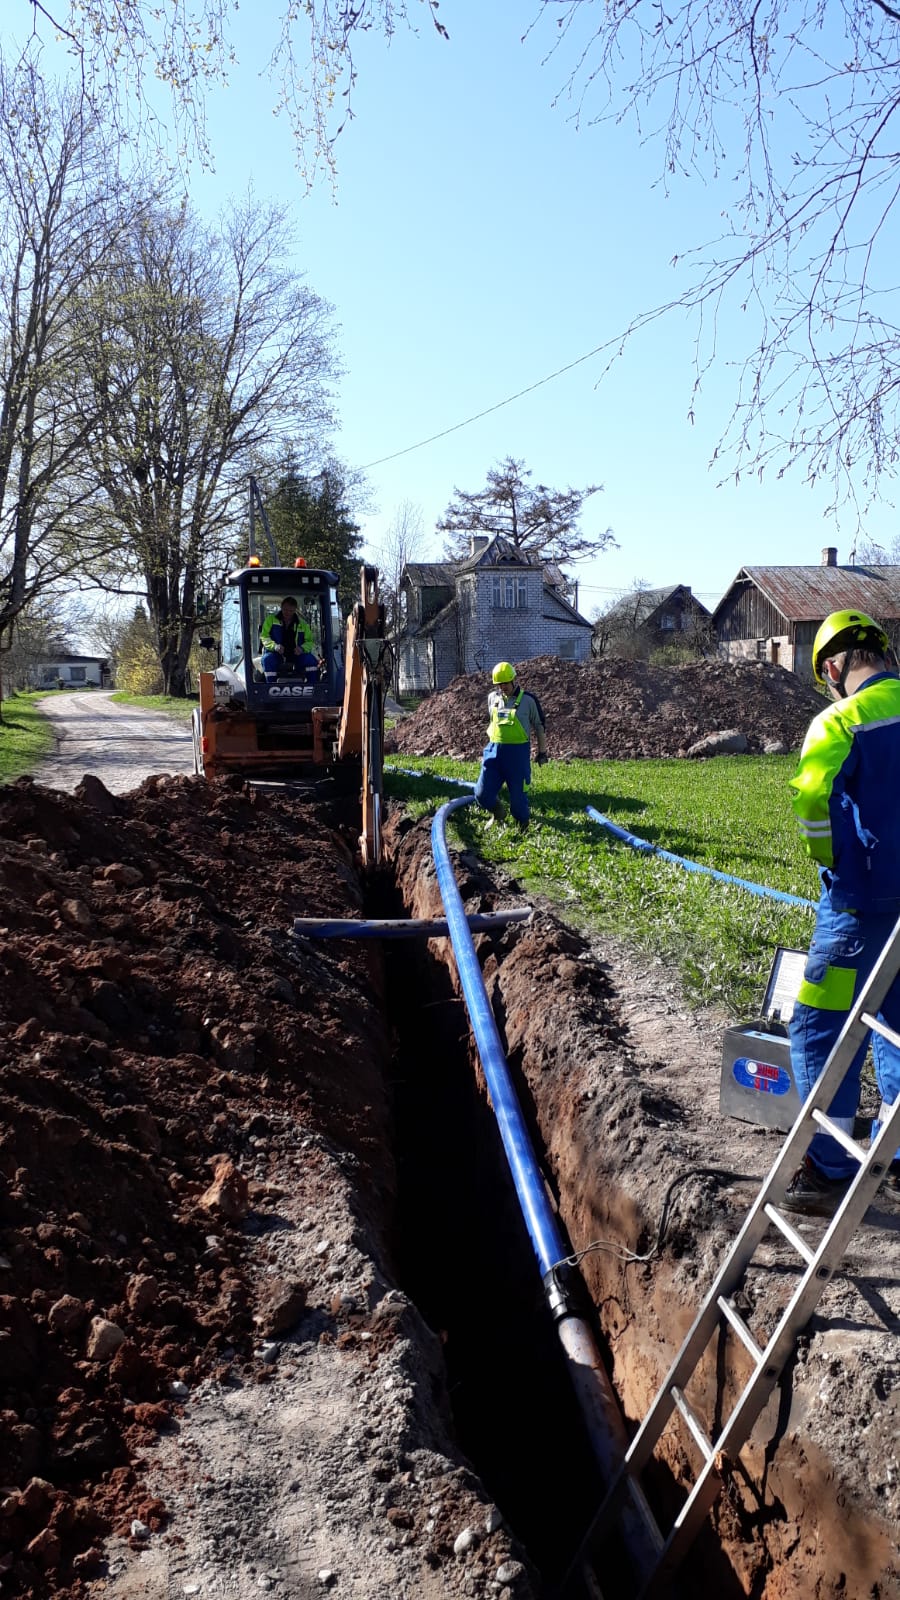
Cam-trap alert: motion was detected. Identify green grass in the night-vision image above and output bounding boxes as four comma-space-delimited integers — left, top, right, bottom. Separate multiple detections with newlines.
385, 754, 819, 1015
0, 691, 56, 782
110, 692, 196, 722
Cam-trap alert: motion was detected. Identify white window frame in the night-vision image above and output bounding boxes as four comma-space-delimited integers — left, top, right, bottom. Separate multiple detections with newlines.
492, 574, 528, 609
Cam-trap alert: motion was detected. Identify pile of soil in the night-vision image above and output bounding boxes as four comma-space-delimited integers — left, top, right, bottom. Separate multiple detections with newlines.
0, 774, 530, 1599
387, 657, 825, 760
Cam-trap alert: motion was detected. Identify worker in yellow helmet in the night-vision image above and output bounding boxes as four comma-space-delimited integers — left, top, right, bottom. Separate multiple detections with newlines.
784, 609, 900, 1214
474, 661, 548, 830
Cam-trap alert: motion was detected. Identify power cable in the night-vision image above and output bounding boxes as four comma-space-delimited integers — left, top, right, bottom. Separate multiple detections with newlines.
359, 336, 622, 470
552, 1166, 750, 1271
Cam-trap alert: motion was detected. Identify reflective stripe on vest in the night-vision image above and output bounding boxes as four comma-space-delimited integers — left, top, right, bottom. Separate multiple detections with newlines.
488, 689, 529, 745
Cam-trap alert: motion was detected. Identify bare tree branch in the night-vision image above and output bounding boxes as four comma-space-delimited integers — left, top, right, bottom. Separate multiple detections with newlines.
528, 0, 900, 506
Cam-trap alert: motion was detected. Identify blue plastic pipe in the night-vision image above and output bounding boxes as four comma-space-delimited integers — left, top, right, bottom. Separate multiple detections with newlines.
386, 763, 476, 790
586, 806, 816, 910
431, 797, 661, 1583
432, 795, 567, 1273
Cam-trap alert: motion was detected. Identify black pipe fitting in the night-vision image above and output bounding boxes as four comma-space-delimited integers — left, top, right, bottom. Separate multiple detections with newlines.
542, 1260, 587, 1324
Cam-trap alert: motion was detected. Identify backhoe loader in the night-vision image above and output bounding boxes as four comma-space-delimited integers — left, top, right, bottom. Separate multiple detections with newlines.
191, 481, 391, 866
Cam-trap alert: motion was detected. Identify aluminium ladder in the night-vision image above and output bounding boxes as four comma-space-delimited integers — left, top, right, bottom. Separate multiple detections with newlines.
579, 914, 900, 1599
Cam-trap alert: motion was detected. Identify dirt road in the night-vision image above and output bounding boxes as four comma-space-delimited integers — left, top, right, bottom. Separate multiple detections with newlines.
35, 691, 194, 792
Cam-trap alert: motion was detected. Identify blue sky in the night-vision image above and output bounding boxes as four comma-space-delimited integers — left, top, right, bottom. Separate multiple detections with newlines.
15, 4, 900, 613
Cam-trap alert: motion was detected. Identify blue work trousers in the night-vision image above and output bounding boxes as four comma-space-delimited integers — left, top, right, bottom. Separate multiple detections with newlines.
474, 742, 531, 825
789, 885, 900, 1178
263, 650, 318, 682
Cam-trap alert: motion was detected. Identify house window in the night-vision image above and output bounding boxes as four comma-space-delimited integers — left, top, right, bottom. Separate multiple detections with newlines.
492, 575, 528, 608
659, 614, 675, 631
70, 666, 87, 682
558, 638, 577, 659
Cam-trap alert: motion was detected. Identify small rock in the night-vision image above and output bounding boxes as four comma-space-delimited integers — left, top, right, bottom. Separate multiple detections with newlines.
254, 1278, 307, 1337
260, 1343, 279, 1365
61, 898, 93, 929
170, 1380, 190, 1400
453, 1527, 478, 1556
317, 1570, 336, 1588
48, 1294, 88, 1335
685, 728, 748, 758
484, 1505, 503, 1534
126, 1274, 160, 1316
199, 1158, 249, 1220
103, 862, 144, 886
130, 1519, 151, 1540
496, 1561, 525, 1584
85, 1316, 126, 1361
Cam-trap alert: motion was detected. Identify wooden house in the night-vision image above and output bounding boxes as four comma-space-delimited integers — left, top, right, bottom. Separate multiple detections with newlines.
713, 549, 900, 679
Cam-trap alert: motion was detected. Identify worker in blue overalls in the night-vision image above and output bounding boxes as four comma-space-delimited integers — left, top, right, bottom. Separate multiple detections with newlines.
474, 661, 548, 830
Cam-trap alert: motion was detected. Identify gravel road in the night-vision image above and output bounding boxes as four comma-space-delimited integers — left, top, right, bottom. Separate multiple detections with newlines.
35, 690, 195, 792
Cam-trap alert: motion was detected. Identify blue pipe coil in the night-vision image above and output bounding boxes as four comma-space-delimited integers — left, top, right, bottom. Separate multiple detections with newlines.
586, 806, 816, 910
431, 796, 567, 1275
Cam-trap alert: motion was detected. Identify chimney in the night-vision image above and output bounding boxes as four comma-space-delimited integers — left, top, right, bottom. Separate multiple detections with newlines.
469, 535, 489, 557
822, 546, 838, 567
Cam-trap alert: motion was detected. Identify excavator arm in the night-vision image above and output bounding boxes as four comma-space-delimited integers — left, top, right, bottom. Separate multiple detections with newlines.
336, 566, 392, 867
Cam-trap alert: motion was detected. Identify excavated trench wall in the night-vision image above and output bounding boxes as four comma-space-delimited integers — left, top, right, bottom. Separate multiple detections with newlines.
387, 814, 900, 1600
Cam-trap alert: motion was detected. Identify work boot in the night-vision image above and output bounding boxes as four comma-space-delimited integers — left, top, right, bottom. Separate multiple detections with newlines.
782, 1156, 851, 1217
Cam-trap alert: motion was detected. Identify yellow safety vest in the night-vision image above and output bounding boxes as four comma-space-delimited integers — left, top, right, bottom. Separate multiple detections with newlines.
487, 689, 529, 745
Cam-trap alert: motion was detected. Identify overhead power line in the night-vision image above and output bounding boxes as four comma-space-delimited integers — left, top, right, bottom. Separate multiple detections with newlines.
359, 335, 624, 471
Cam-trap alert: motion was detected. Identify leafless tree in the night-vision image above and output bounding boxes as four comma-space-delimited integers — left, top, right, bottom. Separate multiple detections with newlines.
591, 578, 656, 659
80, 196, 339, 695
376, 499, 425, 639
528, 1, 900, 508
19, 1, 448, 181
439, 456, 614, 569
0, 57, 140, 715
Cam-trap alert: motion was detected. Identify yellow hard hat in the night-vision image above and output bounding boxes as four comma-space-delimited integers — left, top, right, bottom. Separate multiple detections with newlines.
812, 609, 889, 683
492, 661, 516, 684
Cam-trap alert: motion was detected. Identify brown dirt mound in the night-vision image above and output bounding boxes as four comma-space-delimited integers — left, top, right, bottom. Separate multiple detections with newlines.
387, 657, 825, 760
0, 773, 393, 1595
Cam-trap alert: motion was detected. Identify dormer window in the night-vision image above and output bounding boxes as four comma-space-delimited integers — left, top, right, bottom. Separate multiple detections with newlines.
492, 575, 528, 609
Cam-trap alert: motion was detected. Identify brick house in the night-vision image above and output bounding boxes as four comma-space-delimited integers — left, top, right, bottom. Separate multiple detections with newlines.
713, 548, 900, 680
397, 535, 593, 694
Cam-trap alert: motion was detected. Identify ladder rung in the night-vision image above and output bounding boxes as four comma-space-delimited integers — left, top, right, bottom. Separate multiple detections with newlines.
670, 1386, 714, 1463
810, 1110, 865, 1162
764, 1202, 816, 1265
860, 1011, 900, 1051
717, 1296, 764, 1363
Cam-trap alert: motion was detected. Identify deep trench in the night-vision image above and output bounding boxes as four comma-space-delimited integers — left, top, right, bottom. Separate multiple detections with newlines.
371, 875, 617, 1597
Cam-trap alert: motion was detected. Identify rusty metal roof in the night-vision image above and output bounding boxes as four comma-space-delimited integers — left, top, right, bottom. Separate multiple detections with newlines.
717, 565, 900, 623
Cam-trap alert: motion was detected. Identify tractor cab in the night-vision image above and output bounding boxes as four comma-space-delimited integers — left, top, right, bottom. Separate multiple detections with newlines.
216, 561, 345, 714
